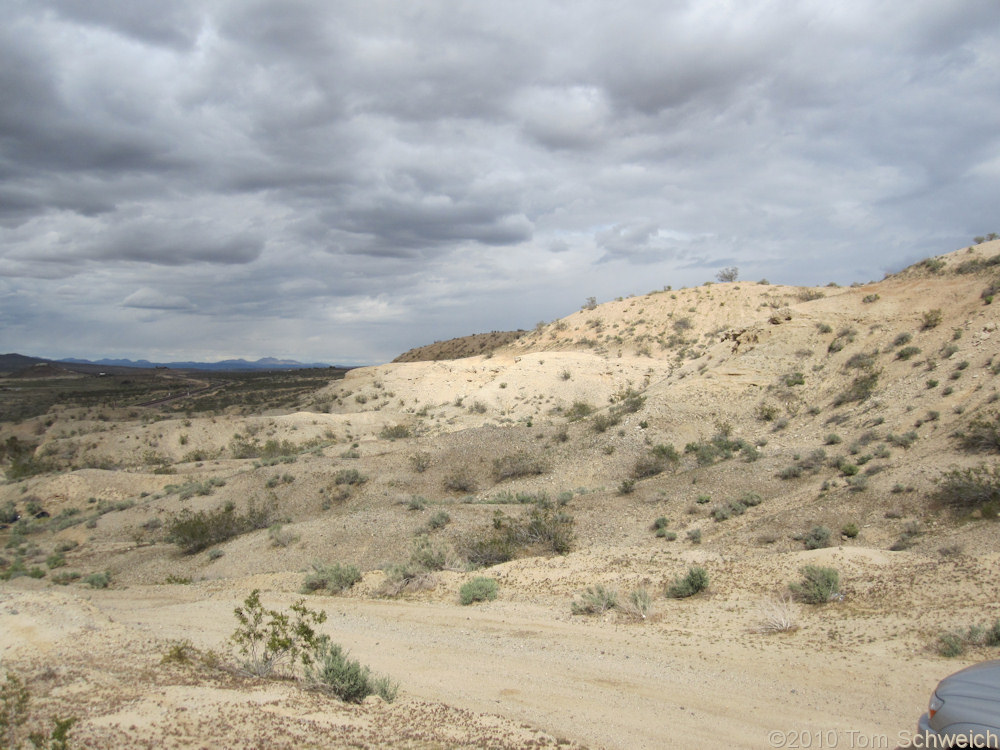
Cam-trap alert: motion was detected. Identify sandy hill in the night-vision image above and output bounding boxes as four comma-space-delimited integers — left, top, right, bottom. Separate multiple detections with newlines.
1, 240, 1000, 748
391, 329, 527, 362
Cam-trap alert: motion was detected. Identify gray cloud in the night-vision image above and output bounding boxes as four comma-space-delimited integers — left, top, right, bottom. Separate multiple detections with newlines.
1, 0, 998, 363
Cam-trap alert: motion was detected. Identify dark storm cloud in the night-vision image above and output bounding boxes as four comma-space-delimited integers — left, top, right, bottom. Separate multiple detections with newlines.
1, 0, 998, 362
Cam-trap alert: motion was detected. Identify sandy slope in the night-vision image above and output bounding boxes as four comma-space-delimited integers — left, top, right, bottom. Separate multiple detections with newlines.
3, 241, 1000, 748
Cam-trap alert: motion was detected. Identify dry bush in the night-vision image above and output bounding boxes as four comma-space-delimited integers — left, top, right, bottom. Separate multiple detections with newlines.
754, 594, 799, 633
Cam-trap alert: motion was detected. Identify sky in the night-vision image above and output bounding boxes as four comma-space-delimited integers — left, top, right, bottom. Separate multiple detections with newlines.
1, 1, 999, 366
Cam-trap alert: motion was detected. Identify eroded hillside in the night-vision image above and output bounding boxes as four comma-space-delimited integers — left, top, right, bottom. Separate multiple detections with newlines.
2, 241, 1000, 748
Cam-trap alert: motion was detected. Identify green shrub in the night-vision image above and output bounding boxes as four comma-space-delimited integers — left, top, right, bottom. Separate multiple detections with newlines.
459, 577, 499, 605
887, 431, 918, 448
957, 412, 1000, 453
571, 585, 618, 614
167, 501, 273, 554
921, 309, 944, 330
666, 566, 709, 598
460, 506, 574, 567
231, 590, 327, 678
426, 510, 451, 530
833, 370, 880, 406
379, 424, 411, 440
803, 526, 832, 550
0, 670, 76, 750
84, 571, 111, 589
842, 523, 860, 539
443, 469, 476, 493
686, 528, 702, 544
789, 566, 840, 604
896, 346, 921, 361
334, 469, 366, 486
893, 332, 912, 347
305, 640, 398, 703
565, 401, 594, 421
302, 562, 362, 595
934, 465, 1000, 513
632, 444, 680, 478
492, 452, 549, 481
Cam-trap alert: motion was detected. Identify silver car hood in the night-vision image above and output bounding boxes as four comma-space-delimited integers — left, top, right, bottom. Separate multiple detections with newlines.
937, 659, 1000, 702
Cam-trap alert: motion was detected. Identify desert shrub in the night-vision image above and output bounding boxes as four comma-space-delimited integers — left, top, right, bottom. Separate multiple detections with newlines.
459, 577, 499, 605
933, 465, 1000, 513
619, 587, 653, 621
571, 585, 618, 615
890, 521, 923, 551
0, 670, 76, 750
302, 562, 362, 595
755, 594, 798, 634
651, 516, 669, 535
617, 479, 636, 495
425, 510, 451, 530
934, 621, 1000, 658
716, 267, 739, 283
406, 496, 427, 511
956, 412, 1000, 453
789, 566, 840, 604
269, 523, 299, 548
781, 372, 805, 387
862, 294, 880, 304
231, 590, 327, 678
842, 522, 860, 538
408, 535, 449, 572
666, 566, 709, 598
334, 469, 366, 486
778, 464, 803, 480
686, 528, 702, 544
84, 571, 111, 589
590, 413, 619, 433
305, 640, 398, 703
443, 469, 476, 493
461, 506, 574, 567
887, 431, 918, 448
825, 433, 842, 445
845, 351, 878, 370
833, 369, 880, 406
893, 332, 912, 347
632, 444, 679, 479
379, 424, 411, 440
896, 346, 921, 361
492, 452, 549, 482
921, 309, 944, 330
167, 501, 272, 554
409, 451, 432, 473
803, 526, 832, 550
564, 401, 594, 421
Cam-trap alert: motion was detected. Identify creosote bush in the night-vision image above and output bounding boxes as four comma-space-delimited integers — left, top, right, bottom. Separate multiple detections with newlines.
665, 566, 709, 598
459, 577, 499, 605
230, 589, 327, 678
933, 464, 1000, 514
168, 501, 273, 554
789, 566, 840, 604
301, 562, 362, 595
956, 412, 1000, 453
492, 452, 549, 482
460, 506, 574, 568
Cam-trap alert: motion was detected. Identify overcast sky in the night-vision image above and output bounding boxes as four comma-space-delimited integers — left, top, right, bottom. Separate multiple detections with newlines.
1, 1, 998, 365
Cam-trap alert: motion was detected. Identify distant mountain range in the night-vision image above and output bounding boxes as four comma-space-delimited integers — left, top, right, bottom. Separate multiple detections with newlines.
1, 353, 334, 373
